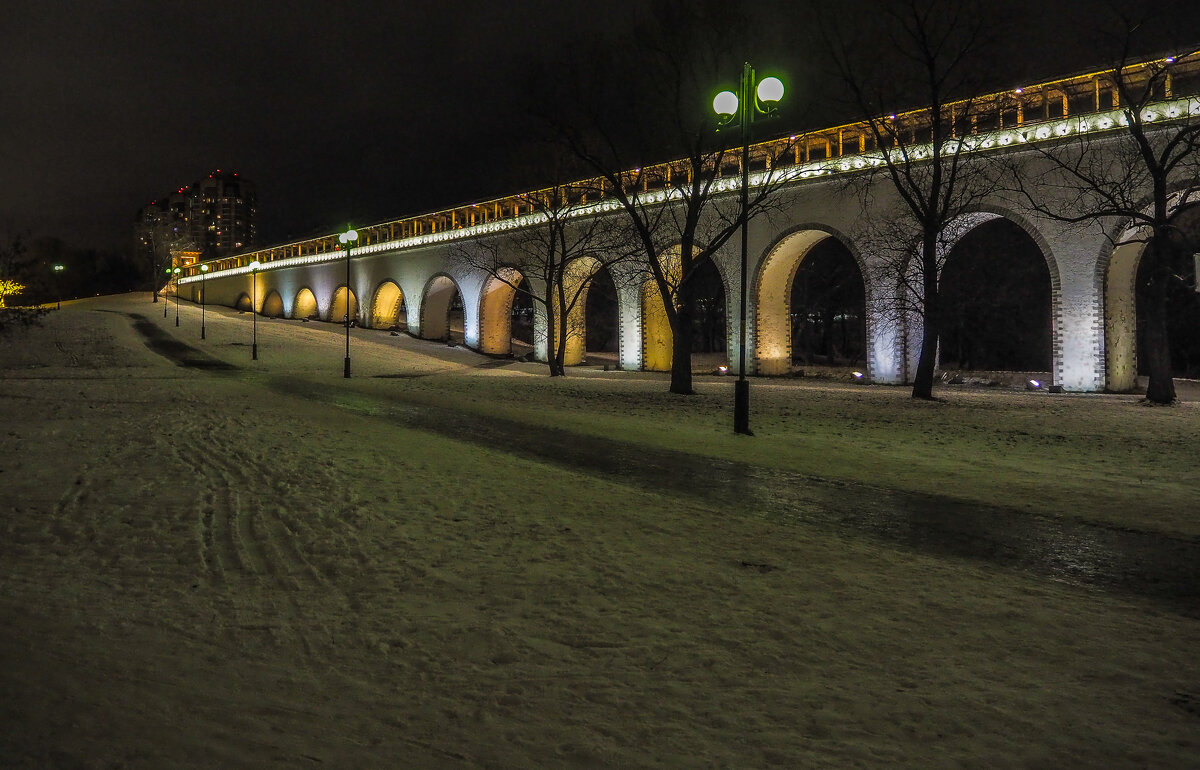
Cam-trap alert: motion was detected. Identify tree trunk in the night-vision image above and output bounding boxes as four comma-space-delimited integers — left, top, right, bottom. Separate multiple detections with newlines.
911, 244, 940, 400
669, 278, 695, 395
1141, 270, 1176, 404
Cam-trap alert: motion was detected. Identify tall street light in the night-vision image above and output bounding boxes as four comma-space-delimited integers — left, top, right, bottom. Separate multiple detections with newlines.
249, 260, 260, 360
199, 263, 209, 340
52, 263, 65, 310
163, 267, 171, 318
173, 267, 181, 326
339, 226, 359, 378
714, 63, 784, 436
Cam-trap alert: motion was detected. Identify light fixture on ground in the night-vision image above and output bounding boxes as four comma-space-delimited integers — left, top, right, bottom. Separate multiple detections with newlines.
249, 260, 260, 360
713, 63, 784, 436
200, 264, 209, 340
173, 267, 181, 326
52, 263, 65, 310
339, 226, 359, 378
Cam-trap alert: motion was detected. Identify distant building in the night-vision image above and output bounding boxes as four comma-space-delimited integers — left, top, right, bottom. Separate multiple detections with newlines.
135, 170, 257, 271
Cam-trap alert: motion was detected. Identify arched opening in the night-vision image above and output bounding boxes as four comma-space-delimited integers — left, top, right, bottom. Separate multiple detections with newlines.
478, 269, 523, 355
261, 290, 285, 319
1132, 205, 1200, 381
512, 277, 534, 349
688, 259, 728, 373
329, 286, 358, 325
755, 229, 866, 376
293, 288, 319, 320
585, 265, 619, 367
789, 238, 866, 369
234, 292, 252, 312
940, 218, 1052, 374
420, 275, 463, 343
371, 280, 406, 330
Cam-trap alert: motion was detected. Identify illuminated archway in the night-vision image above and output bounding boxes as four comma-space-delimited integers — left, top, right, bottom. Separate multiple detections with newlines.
234, 292, 252, 312
371, 280, 406, 329
329, 286, 358, 325
641, 247, 681, 372
478, 269, 524, 355
419, 274, 462, 342
755, 229, 864, 375
293, 288, 319, 320
261, 290, 285, 319
1105, 202, 1200, 390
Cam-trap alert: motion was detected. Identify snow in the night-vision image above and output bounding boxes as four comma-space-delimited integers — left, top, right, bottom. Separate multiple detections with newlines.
1, 294, 1197, 767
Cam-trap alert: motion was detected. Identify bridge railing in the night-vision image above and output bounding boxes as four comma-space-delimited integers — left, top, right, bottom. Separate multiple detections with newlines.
180, 50, 1200, 282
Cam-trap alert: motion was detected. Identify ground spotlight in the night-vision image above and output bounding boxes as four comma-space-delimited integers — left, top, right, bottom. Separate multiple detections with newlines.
1027, 379, 1042, 390
852, 371, 864, 380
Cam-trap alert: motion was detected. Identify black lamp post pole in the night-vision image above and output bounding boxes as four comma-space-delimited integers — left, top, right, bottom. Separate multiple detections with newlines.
734, 62, 753, 436
200, 268, 207, 340
344, 240, 352, 379
251, 266, 258, 360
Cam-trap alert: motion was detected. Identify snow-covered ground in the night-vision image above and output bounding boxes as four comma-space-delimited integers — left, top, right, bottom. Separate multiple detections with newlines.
1, 294, 1197, 768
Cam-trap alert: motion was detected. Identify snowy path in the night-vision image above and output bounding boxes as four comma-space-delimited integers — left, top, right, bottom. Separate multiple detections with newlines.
263, 370, 1200, 617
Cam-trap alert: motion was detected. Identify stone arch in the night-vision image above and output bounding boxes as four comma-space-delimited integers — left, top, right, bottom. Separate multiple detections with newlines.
329, 286, 358, 325
935, 209, 1061, 379
478, 268, 524, 355
585, 265, 621, 363
753, 225, 868, 376
371, 280, 406, 329
261, 290, 285, 319
419, 274, 462, 341
234, 292, 252, 312
1101, 192, 1200, 391
940, 211, 1056, 376
293, 287, 319, 320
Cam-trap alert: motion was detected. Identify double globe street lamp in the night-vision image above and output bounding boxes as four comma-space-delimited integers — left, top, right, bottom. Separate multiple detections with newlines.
52, 263, 65, 309
173, 267, 181, 326
339, 226, 359, 378
713, 63, 784, 436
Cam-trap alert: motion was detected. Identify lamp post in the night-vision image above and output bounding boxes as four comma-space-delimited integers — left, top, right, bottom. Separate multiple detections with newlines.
173, 267, 181, 326
163, 267, 171, 317
199, 263, 209, 340
249, 260, 260, 360
714, 63, 784, 436
52, 263, 65, 310
339, 226, 359, 378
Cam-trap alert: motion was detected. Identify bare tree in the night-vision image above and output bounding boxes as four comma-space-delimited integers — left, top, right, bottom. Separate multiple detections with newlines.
823, 0, 998, 399
453, 177, 633, 376
1006, 19, 1200, 404
550, 0, 796, 395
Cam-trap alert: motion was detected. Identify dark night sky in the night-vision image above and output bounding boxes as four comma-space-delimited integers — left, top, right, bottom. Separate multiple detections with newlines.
2, 1, 1197, 255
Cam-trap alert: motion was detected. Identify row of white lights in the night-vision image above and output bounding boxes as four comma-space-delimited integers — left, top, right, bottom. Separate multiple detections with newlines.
180, 95, 1200, 286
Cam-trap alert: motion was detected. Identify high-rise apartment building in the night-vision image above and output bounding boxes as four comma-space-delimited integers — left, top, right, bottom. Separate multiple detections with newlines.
135, 170, 257, 271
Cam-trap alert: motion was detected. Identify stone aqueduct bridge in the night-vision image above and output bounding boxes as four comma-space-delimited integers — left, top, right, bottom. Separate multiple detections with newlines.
178, 56, 1199, 392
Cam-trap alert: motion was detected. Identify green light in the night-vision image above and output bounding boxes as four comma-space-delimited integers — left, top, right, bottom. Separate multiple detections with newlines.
713, 91, 739, 117
757, 76, 784, 104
